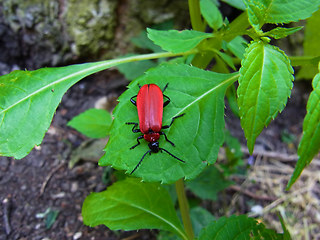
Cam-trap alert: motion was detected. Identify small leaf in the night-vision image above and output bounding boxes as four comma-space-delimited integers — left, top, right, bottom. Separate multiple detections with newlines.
131, 31, 164, 53
67, 108, 112, 138
147, 29, 213, 53
264, 26, 303, 39
243, 0, 320, 30
287, 63, 320, 189
116, 54, 158, 80
297, 9, 320, 80
200, 0, 223, 30
226, 36, 248, 60
190, 207, 215, 237
45, 209, 59, 229
198, 215, 284, 239
82, 178, 187, 239
215, 51, 236, 70
100, 63, 239, 183
186, 165, 234, 201
238, 41, 294, 153
0, 60, 122, 159
226, 84, 240, 117
221, 0, 246, 10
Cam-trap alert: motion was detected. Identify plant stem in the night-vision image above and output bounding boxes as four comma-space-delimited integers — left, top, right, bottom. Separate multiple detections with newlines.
175, 178, 194, 240
188, 0, 205, 31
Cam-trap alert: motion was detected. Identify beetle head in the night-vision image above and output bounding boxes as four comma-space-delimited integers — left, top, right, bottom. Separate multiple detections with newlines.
148, 141, 160, 153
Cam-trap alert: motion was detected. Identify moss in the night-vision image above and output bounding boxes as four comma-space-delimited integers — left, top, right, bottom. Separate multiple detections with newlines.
65, 0, 118, 57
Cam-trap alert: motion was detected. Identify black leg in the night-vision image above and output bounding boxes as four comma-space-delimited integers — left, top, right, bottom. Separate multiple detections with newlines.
159, 131, 175, 146
129, 135, 144, 149
130, 95, 137, 106
162, 113, 185, 129
130, 150, 152, 174
159, 148, 185, 163
162, 83, 169, 93
126, 122, 140, 133
163, 94, 171, 107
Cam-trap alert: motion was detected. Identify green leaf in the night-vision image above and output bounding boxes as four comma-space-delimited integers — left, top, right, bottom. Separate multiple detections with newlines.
287, 63, 320, 189
198, 215, 284, 240
238, 41, 294, 153
221, 0, 246, 10
99, 63, 239, 183
243, 0, 320, 30
131, 30, 163, 52
82, 178, 187, 239
147, 29, 213, 53
116, 54, 158, 80
0, 60, 122, 159
226, 36, 248, 60
226, 84, 240, 117
214, 50, 236, 71
67, 108, 112, 138
263, 26, 303, 39
186, 165, 233, 201
200, 0, 223, 30
190, 207, 215, 237
297, 9, 320, 80
45, 209, 59, 229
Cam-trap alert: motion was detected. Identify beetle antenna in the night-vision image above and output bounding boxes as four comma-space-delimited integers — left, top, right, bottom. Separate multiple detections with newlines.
159, 148, 185, 163
131, 150, 152, 174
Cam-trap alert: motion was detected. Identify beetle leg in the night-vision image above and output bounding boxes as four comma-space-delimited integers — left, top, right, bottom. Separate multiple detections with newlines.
162, 83, 169, 92
130, 150, 152, 174
126, 122, 140, 133
159, 131, 175, 147
129, 135, 144, 149
163, 94, 171, 107
159, 148, 185, 163
130, 95, 137, 106
162, 113, 185, 129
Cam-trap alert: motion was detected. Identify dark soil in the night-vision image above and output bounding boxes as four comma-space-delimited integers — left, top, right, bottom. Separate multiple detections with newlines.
0, 66, 315, 239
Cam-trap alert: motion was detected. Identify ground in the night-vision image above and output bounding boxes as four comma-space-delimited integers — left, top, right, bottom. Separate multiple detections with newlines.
0, 69, 319, 240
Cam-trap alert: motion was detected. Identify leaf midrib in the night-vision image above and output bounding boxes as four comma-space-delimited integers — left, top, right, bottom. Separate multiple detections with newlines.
91, 196, 188, 240
175, 73, 240, 117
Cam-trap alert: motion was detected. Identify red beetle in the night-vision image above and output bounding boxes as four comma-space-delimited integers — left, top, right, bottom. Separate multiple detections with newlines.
126, 83, 185, 174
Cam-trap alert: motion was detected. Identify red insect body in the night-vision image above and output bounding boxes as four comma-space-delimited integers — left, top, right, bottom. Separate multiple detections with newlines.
136, 84, 163, 142
126, 83, 185, 174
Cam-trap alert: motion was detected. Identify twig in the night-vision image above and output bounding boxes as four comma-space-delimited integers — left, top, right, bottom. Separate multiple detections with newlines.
39, 162, 65, 196
121, 233, 142, 240
2, 198, 11, 235
229, 185, 277, 201
241, 147, 320, 164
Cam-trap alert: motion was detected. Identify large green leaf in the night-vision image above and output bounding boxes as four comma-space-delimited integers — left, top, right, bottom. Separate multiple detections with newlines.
0, 60, 125, 159
243, 0, 320, 30
297, 9, 320, 80
287, 63, 320, 189
198, 215, 286, 239
200, 0, 223, 31
237, 41, 294, 153
82, 178, 187, 239
67, 108, 112, 138
99, 63, 239, 183
0, 53, 183, 159
147, 29, 213, 53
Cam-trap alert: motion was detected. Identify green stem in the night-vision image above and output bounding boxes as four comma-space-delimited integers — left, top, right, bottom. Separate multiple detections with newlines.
175, 179, 194, 240
188, 0, 205, 31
